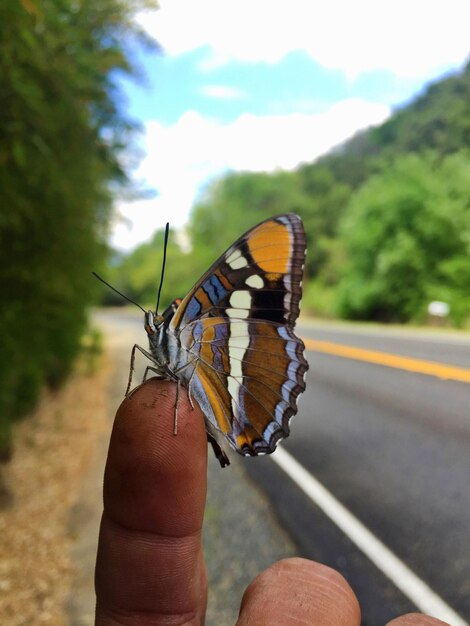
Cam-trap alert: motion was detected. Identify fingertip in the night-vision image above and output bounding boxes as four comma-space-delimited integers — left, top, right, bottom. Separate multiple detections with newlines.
237, 558, 360, 626
103, 378, 208, 535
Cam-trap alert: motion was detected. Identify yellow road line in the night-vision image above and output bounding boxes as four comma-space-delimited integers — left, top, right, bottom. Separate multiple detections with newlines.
303, 338, 470, 384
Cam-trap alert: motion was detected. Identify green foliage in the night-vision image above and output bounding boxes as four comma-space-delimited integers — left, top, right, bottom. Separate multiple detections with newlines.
337, 152, 470, 325
0, 0, 156, 456
302, 281, 337, 318
295, 164, 352, 279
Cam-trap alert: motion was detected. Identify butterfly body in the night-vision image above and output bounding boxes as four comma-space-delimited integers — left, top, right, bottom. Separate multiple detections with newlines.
138, 214, 308, 466
145, 307, 185, 381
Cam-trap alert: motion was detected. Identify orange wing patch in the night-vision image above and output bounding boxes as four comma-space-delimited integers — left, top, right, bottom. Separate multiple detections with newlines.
247, 221, 291, 274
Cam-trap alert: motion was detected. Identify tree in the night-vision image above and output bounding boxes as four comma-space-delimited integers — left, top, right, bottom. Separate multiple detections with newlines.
0, 0, 156, 456
337, 152, 470, 325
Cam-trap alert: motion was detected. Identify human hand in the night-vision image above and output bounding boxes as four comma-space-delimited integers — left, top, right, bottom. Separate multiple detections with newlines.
95, 379, 449, 625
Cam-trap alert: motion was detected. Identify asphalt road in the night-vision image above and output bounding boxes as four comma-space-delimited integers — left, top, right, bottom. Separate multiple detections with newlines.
95, 311, 470, 625
245, 321, 470, 624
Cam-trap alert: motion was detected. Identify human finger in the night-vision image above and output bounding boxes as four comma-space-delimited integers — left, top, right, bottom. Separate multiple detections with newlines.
95, 379, 208, 625
236, 557, 361, 626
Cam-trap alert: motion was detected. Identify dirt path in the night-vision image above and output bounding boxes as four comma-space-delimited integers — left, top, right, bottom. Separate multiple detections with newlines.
66, 321, 137, 625
0, 354, 110, 626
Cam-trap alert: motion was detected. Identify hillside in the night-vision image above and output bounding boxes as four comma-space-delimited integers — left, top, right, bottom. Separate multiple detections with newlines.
316, 58, 470, 184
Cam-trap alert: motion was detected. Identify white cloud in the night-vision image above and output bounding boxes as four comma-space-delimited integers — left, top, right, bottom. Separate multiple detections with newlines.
111, 99, 390, 251
137, 0, 469, 79
200, 84, 246, 100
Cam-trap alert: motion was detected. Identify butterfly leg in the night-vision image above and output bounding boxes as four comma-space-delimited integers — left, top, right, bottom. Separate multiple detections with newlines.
142, 366, 161, 384
173, 379, 180, 435
207, 434, 230, 468
125, 345, 138, 396
126, 344, 156, 396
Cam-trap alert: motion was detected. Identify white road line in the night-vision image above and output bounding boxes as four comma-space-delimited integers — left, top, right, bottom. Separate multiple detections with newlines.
272, 447, 469, 626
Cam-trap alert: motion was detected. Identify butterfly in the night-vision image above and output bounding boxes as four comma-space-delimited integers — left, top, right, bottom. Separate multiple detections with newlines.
127, 213, 308, 467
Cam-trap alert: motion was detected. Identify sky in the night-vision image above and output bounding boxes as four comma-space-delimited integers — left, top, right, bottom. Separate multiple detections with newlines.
111, 0, 470, 252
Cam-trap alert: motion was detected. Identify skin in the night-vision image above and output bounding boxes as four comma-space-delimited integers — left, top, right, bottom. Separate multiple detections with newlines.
95, 379, 449, 626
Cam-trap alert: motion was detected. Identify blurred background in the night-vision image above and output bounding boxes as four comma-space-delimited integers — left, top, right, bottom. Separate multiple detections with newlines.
1, 1, 469, 625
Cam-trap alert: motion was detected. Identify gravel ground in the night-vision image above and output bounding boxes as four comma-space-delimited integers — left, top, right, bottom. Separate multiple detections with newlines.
0, 314, 299, 625
0, 357, 109, 626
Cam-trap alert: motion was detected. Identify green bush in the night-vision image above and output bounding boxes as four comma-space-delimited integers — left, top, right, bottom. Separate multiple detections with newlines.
0, 0, 155, 458
337, 152, 470, 325
302, 281, 338, 319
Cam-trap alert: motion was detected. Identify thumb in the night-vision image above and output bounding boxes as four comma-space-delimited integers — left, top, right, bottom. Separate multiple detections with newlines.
236, 558, 360, 626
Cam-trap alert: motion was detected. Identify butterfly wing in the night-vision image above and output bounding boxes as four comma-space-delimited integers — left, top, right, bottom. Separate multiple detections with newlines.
180, 317, 308, 455
170, 214, 306, 331
170, 213, 308, 456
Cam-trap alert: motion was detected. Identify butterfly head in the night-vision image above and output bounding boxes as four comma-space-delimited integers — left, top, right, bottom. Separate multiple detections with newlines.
145, 298, 183, 336
144, 310, 163, 336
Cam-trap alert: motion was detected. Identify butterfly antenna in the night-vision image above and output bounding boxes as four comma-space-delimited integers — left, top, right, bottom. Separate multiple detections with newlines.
92, 272, 147, 314
155, 222, 170, 314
